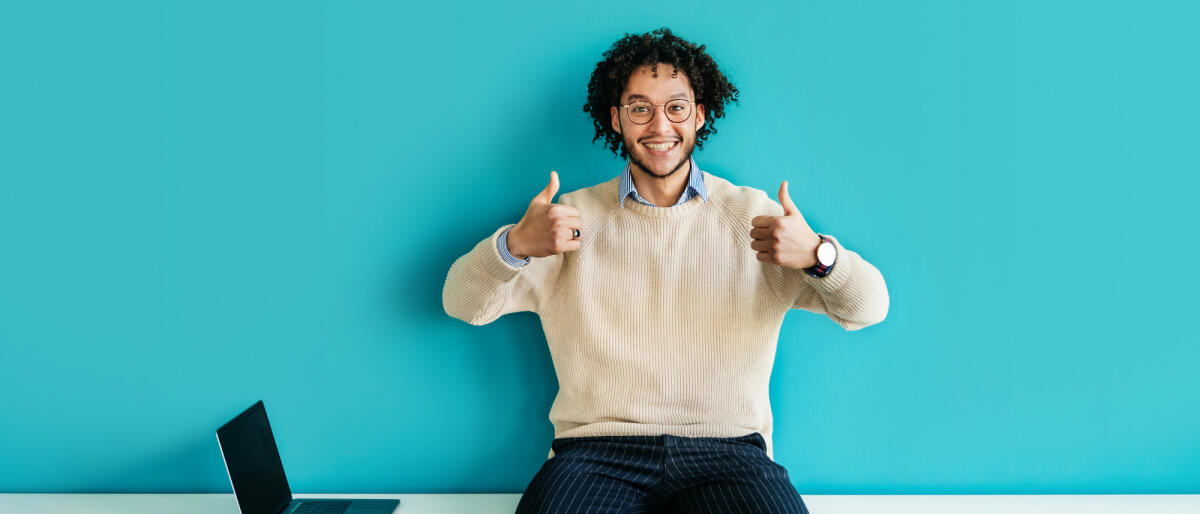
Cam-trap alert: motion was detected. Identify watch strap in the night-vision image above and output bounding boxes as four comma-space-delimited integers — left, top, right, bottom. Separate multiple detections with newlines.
803, 233, 835, 278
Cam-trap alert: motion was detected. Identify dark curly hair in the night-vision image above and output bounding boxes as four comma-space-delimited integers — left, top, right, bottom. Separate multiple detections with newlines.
584, 27, 740, 159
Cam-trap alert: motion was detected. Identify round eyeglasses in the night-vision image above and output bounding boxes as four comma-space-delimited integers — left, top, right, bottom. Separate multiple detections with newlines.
618, 99, 693, 124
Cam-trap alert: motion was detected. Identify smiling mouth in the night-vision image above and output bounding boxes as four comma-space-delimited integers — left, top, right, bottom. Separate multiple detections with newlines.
641, 141, 679, 154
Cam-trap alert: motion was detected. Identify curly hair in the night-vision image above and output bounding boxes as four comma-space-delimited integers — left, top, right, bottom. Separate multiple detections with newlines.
584, 27, 740, 159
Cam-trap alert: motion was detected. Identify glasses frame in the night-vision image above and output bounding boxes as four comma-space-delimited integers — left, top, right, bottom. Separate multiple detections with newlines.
617, 98, 694, 125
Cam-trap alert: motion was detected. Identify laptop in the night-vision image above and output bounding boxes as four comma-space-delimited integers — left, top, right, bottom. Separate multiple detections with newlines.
216, 401, 401, 514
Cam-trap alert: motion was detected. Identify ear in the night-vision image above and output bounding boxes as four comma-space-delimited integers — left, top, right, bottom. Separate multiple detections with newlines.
610, 105, 621, 134
696, 103, 706, 131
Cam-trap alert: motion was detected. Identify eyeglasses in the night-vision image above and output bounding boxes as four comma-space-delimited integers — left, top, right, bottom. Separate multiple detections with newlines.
617, 98, 693, 125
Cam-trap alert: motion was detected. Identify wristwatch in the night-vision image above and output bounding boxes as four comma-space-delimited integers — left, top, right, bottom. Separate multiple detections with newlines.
804, 234, 837, 278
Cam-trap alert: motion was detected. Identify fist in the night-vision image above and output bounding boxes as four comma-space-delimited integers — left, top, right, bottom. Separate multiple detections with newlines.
508, 171, 583, 259
750, 181, 822, 269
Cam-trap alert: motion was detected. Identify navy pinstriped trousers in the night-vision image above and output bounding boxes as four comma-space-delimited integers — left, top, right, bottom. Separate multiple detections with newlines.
515, 432, 810, 514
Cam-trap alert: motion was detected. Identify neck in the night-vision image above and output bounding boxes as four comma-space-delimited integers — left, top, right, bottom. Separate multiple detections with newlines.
630, 161, 691, 206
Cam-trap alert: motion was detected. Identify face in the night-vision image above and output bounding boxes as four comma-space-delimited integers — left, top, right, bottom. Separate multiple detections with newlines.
610, 63, 706, 179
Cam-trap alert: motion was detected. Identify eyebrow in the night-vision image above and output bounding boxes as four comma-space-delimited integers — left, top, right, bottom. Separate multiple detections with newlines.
625, 92, 690, 102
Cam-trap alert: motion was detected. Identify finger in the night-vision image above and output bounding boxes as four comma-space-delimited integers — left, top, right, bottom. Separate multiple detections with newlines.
778, 181, 799, 216
549, 213, 583, 228
557, 204, 581, 218
749, 227, 775, 240
562, 240, 582, 252
755, 251, 774, 263
535, 170, 560, 204
558, 226, 581, 241
750, 239, 774, 252
751, 215, 774, 228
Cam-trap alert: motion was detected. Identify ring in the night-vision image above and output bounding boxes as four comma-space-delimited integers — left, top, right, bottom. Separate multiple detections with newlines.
572, 229, 580, 239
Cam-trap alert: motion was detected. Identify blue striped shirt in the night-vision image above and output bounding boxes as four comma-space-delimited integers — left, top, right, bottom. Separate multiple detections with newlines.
498, 156, 708, 266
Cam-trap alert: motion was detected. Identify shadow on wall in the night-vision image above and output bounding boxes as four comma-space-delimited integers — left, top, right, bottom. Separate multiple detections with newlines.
385, 60, 589, 484
467, 313, 559, 489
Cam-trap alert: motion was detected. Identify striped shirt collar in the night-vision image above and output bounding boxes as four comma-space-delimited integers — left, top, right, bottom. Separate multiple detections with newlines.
618, 156, 708, 208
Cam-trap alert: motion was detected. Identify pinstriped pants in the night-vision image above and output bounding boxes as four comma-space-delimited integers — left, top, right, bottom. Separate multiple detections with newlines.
515, 432, 810, 514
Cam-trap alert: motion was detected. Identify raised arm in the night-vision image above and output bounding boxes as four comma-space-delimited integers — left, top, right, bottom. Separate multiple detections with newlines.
750, 181, 889, 331
778, 234, 889, 331
442, 171, 583, 325
442, 224, 560, 325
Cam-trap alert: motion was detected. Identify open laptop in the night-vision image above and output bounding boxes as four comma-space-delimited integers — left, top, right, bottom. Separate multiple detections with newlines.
216, 401, 400, 514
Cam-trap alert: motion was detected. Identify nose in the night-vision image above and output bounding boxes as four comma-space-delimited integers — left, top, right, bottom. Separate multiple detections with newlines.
647, 104, 675, 134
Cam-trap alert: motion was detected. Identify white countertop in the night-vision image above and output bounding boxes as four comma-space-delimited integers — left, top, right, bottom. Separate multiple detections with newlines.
0, 493, 1197, 513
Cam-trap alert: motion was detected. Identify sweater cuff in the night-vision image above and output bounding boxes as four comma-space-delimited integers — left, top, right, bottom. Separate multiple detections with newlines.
801, 234, 854, 293
478, 224, 527, 282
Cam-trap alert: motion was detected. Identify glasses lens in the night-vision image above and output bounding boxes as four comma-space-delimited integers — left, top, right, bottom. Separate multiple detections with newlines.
628, 102, 653, 124
665, 99, 691, 122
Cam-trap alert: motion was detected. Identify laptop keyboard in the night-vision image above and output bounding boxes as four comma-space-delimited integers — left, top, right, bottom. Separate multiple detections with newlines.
293, 500, 351, 513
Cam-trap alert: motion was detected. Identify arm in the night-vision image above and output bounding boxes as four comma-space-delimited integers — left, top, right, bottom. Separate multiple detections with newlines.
442, 224, 562, 325
774, 234, 890, 331
747, 184, 889, 331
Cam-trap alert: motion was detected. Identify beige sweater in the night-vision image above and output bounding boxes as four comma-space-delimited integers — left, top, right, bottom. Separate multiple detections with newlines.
442, 171, 889, 459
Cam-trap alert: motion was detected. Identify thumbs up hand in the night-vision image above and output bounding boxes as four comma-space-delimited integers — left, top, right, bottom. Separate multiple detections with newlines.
507, 171, 583, 259
750, 181, 822, 269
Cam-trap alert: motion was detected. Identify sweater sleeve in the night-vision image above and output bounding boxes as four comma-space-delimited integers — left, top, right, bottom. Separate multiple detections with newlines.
442, 223, 563, 325
774, 233, 890, 331
745, 193, 890, 332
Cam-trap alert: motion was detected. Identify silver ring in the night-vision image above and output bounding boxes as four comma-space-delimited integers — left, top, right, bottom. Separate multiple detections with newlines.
572, 229, 580, 239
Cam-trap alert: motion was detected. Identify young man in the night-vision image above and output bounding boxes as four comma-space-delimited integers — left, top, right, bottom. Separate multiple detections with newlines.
443, 27, 889, 514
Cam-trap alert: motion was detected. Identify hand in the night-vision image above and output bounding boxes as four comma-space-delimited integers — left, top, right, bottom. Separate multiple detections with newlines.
508, 171, 583, 259
750, 181, 822, 269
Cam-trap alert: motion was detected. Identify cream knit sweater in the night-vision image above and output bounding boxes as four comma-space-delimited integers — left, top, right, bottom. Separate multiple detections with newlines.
442, 171, 889, 460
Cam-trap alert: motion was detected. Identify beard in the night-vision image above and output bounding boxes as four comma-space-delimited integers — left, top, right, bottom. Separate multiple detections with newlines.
625, 135, 695, 180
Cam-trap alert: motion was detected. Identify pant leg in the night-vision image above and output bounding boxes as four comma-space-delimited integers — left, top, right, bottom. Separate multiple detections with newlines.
663, 433, 809, 514
516, 436, 665, 514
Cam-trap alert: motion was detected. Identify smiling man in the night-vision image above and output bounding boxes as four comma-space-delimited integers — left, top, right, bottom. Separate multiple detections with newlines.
443, 27, 889, 513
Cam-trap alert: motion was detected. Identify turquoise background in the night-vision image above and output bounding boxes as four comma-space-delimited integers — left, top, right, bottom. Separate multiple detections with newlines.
1, 0, 1197, 494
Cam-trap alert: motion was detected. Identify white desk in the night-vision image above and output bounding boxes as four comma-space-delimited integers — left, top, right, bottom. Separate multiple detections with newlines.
0, 494, 517, 513
0, 493, 1197, 513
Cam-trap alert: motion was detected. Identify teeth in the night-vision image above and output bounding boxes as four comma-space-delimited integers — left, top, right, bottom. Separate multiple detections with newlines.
644, 141, 677, 151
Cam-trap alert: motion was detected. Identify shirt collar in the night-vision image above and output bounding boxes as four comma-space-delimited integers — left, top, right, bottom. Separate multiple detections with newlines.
618, 156, 708, 207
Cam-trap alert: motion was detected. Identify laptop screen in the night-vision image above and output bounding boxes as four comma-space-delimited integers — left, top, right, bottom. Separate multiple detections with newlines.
217, 401, 292, 514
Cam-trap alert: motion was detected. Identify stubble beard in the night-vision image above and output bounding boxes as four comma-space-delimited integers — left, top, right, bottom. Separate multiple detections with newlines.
625, 135, 695, 180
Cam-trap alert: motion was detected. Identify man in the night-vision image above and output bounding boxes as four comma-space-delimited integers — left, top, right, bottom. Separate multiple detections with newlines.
443, 27, 889, 514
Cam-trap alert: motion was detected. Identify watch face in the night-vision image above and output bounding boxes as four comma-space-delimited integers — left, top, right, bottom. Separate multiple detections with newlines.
817, 241, 836, 266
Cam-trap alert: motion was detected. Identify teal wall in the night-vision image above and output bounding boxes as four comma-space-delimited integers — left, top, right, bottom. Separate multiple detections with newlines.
2, 0, 1197, 494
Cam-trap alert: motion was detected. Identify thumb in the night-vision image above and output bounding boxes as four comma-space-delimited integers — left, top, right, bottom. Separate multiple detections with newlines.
535, 170, 560, 203
778, 181, 799, 216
